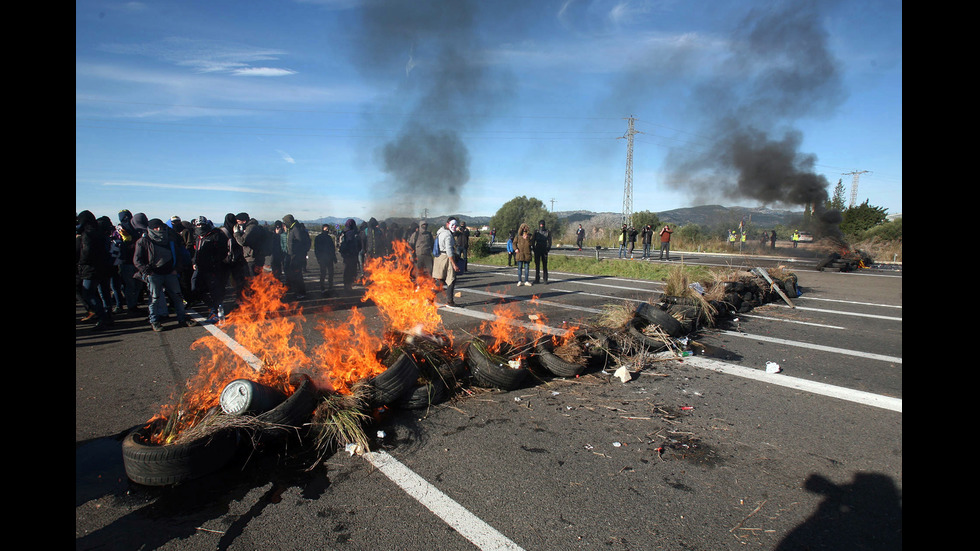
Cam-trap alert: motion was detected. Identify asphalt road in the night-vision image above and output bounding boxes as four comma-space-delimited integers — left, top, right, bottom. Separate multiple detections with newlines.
76, 248, 902, 550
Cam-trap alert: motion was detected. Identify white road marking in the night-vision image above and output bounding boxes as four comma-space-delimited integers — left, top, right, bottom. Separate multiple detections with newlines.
717, 330, 902, 364
666, 353, 902, 412
361, 450, 525, 551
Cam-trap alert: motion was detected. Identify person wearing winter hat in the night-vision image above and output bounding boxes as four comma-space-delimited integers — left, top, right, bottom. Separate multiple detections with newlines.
133, 218, 192, 331
116, 210, 146, 316
234, 212, 269, 277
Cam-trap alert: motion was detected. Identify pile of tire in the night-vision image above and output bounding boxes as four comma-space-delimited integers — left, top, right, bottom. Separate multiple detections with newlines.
628, 302, 684, 352
534, 337, 586, 378
122, 373, 318, 487
466, 336, 527, 390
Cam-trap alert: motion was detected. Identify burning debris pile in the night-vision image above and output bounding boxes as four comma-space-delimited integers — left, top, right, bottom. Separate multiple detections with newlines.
120, 246, 801, 487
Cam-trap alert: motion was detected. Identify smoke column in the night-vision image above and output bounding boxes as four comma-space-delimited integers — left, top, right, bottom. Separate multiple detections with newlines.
352, 0, 512, 216
662, 0, 847, 232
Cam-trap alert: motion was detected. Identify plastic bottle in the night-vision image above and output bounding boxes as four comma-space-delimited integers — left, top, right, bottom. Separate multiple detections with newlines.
218, 305, 225, 323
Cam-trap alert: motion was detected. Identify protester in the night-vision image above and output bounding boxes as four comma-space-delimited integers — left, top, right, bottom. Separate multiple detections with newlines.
134, 218, 192, 331
234, 213, 268, 277
77, 210, 114, 331
432, 217, 461, 307
408, 220, 434, 278
641, 224, 653, 259
116, 210, 146, 316
282, 214, 311, 300
576, 224, 585, 251
314, 223, 337, 296
533, 219, 552, 284
339, 218, 361, 291
506, 229, 516, 266
514, 223, 533, 286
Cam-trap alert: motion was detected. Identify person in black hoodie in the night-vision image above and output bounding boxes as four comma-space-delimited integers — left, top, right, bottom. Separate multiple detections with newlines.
134, 218, 192, 331
77, 210, 113, 331
116, 210, 146, 315
339, 218, 361, 291
532, 219, 552, 284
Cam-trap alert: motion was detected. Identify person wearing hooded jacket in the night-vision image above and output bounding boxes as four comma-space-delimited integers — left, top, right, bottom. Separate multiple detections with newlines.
432, 217, 461, 307
134, 218, 192, 331
408, 220, 434, 277
314, 223, 337, 296
338, 218, 362, 291
233, 212, 268, 277
191, 216, 229, 324
116, 210, 147, 315
282, 214, 310, 299
77, 210, 114, 330
532, 219, 552, 284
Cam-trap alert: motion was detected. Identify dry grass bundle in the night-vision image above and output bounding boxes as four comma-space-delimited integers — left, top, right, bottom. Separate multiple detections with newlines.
169, 408, 298, 444
594, 302, 635, 331
553, 338, 585, 364
307, 380, 372, 466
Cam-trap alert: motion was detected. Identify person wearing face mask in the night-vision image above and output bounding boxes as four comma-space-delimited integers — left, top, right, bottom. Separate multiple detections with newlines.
432, 216, 461, 307
134, 218, 192, 331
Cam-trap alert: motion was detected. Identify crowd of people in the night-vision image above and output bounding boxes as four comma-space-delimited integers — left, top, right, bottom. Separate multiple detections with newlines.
75, 210, 490, 332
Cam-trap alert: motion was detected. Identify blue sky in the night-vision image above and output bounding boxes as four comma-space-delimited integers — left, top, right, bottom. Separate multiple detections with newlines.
76, 0, 901, 225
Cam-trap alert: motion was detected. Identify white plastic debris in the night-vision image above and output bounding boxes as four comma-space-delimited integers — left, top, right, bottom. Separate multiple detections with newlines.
507, 359, 522, 369
345, 443, 363, 456
551, 391, 560, 396
689, 282, 705, 295
612, 441, 622, 447
613, 365, 632, 383
377, 430, 386, 438
514, 397, 522, 402
765, 361, 782, 373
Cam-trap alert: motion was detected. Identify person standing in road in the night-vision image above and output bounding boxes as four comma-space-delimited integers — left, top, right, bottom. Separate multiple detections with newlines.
659, 224, 673, 261
514, 223, 533, 286
641, 224, 653, 259
314, 223, 337, 296
234, 213, 269, 278
506, 229, 516, 266
338, 218, 361, 291
618, 223, 628, 258
576, 224, 585, 250
533, 219, 552, 284
627, 226, 638, 259
409, 220, 435, 278
432, 217, 461, 307
770, 229, 777, 250
282, 214, 310, 300
134, 218, 192, 331
77, 210, 114, 331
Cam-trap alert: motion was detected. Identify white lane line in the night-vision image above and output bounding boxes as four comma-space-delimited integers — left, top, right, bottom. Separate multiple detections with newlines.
455, 288, 604, 315
361, 451, 525, 551
802, 296, 901, 309
770, 304, 901, 321
737, 313, 845, 330
717, 330, 902, 364
438, 302, 572, 336
670, 354, 902, 413
186, 309, 265, 372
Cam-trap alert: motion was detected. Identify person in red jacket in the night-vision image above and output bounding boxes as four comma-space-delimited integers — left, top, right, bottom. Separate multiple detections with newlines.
659, 224, 673, 261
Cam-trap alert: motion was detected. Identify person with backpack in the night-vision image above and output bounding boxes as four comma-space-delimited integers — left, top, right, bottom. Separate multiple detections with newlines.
408, 220, 434, 278
282, 214, 310, 300
134, 218, 193, 331
432, 216, 461, 307
338, 218, 362, 291
314, 223, 337, 296
532, 219, 552, 285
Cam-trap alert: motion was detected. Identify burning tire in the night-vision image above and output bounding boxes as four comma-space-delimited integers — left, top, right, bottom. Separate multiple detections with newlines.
122, 424, 241, 486
396, 376, 448, 410
371, 352, 420, 405
535, 339, 585, 377
634, 302, 683, 337
255, 373, 318, 429
466, 339, 527, 390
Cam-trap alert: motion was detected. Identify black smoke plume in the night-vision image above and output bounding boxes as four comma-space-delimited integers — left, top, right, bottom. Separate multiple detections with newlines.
351, 0, 512, 216
662, 0, 847, 235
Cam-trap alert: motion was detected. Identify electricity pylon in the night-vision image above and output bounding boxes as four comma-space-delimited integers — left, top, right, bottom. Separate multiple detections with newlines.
843, 170, 870, 208
618, 116, 642, 228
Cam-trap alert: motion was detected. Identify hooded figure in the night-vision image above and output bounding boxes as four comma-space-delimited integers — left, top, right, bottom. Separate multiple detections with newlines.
282, 214, 310, 299
533, 219, 552, 284
409, 220, 434, 276
233, 212, 268, 276
77, 210, 114, 330
339, 218, 362, 290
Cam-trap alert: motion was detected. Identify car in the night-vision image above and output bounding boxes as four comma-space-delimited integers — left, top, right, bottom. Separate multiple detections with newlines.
798, 231, 813, 243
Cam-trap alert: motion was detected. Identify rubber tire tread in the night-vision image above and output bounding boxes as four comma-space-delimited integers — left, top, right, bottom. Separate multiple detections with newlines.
122, 426, 240, 486
255, 374, 318, 428
535, 340, 585, 377
372, 353, 420, 405
466, 341, 527, 390
628, 319, 669, 352
395, 377, 448, 409
634, 303, 683, 337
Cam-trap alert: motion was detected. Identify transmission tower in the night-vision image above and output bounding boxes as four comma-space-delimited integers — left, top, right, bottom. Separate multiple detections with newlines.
843, 170, 870, 208
618, 116, 642, 228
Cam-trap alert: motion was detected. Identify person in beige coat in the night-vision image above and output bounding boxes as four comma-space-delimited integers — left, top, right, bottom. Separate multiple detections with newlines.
514, 223, 533, 286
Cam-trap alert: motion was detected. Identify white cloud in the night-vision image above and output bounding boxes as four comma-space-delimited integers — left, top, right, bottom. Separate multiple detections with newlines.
277, 150, 296, 164
233, 67, 297, 77
102, 181, 289, 195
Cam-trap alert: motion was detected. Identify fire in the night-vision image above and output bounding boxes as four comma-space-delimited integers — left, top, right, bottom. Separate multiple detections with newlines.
362, 240, 449, 344
145, 238, 461, 444
478, 301, 527, 353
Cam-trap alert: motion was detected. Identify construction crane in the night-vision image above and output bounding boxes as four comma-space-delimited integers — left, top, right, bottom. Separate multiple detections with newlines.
843, 170, 870, 208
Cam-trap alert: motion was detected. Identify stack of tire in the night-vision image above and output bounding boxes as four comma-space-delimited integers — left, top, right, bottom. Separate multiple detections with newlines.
122, 373, 318, 486
466, 336, 527, 391
629, 302, 684, 351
